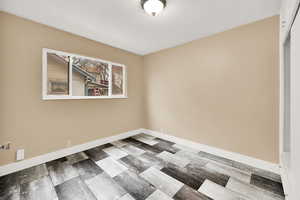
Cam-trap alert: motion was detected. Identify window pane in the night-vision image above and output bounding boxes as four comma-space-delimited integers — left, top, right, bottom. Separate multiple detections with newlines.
47, 53, 69, 95
72, 57, 109, 96
112, 65, 124, 95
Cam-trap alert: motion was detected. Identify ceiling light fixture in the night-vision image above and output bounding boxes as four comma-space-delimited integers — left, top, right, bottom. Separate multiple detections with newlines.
141, 0, 167, 16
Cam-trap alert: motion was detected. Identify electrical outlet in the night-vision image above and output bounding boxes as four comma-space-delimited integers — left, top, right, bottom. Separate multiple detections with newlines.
16, 149, 25, 161
0, 142, 11, 150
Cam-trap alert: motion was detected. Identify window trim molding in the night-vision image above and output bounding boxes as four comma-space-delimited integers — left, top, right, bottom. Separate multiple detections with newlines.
42, 48, 127, 100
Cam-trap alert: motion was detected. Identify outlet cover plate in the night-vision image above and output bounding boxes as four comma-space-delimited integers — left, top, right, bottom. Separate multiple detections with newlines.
16, 149, 25, 161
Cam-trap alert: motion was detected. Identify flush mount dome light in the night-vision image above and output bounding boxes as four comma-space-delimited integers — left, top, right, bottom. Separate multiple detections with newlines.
141, 0, 167, 16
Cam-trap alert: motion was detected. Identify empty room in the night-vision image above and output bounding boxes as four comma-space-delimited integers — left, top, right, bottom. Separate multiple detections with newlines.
0, 0, 299, 199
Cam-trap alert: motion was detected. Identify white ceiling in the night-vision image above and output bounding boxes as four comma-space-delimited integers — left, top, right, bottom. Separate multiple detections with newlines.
0, 0, 281, 55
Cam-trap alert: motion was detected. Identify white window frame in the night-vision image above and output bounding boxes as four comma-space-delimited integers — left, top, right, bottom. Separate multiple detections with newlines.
42, 48, 127, 100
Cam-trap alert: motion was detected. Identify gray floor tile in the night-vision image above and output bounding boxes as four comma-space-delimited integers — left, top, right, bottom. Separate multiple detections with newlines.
20, 176, 58, 200
174, 185, 212, 200
175, 150, 207, 167
132, 135, 159, 146
123, 138, 163, 154
137, 152, 167, 170
46, 158, 79, 186
161, 163, 205, 190
103, 146, 128, 160
111, 141, 128, 148
146, 190, 173, 200
198, 180, 250, 200
0, 136, 285, 200
140, 167, 184, 197
153, 138, 175, 146
204, 162, 251, 183
226, 178, 284, 200
121, 145, 146, 156
250, 174, 284, 196
152, 141, 180, 154
84, 147, 109, 162
73, 159, 103, 180
114, 170, 156, 200
119, 155, 152, 173
173, 144, 200, 153
96, 143, 114, 150
66, 152, 88, 165
186, 163, 229, 187
0, 183, 20, 200
198, 151, 282, 183
118, 194, 136, 200
0, 171, 21, 200
96, 157, 127, 177
156, 151, 190, 168
85, 173, 126, 200
18, 164, 49, 184
55, 177, 96, 200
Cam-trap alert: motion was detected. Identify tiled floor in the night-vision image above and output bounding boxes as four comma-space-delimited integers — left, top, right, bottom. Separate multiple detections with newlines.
0, 133, 285, 200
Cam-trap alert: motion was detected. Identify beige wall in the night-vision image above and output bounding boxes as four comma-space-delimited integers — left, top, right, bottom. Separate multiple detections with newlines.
0, 12, 279, 166
143, 16, 279, 163
0, 12, 145, 166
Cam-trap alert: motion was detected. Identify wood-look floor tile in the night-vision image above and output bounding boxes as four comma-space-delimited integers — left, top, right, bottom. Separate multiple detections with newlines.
174, 185, 212, 200
55, 177, 96, 200
121, 145, 146, 156
175, 151, 207, 167
226, 178, 284, 200
66, 152, 88, 165
173, 144, 200, 153
119, 155, 151, 173
137, 152, 166, 170
198, 180, 249, 200
156, 151, 190, 168
124, 138, 163, 154
186, 163, 229, 187
73, 159, 103, 181
0, 182, 20, 200
204, 162, 251, 183
114, 170, 156, 200
118, 194, 136, 200
18, 164, 49, 184
198, 151, 282, 183
140, 167, 184, 197
137, 133, 156, 140
84, 147, 109, 162
85, 173, 126, 200
96, 143, 114, 150
1, 137, 284, 200
46, 158, 79, 186
132, 135, 159, 146
0, 171, 21, 199
152, 141, 180, 154
161, 163, 205, 190
250, 174, 284, 196
111, 141, 127, 148
154, 138, 175, 146
103, 146, 128, 160
146, 190, 173, 200
96, 157, 127, 177
20, 176, 58, 200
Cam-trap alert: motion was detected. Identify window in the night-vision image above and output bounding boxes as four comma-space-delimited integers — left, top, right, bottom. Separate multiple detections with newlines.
42, 48, 127, 100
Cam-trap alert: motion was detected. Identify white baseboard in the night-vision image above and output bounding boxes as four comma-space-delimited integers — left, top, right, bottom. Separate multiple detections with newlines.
0, 128, 281, 178
280, 152, 292, 198
141, 129, 281, 174
0, 129, 143, 177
